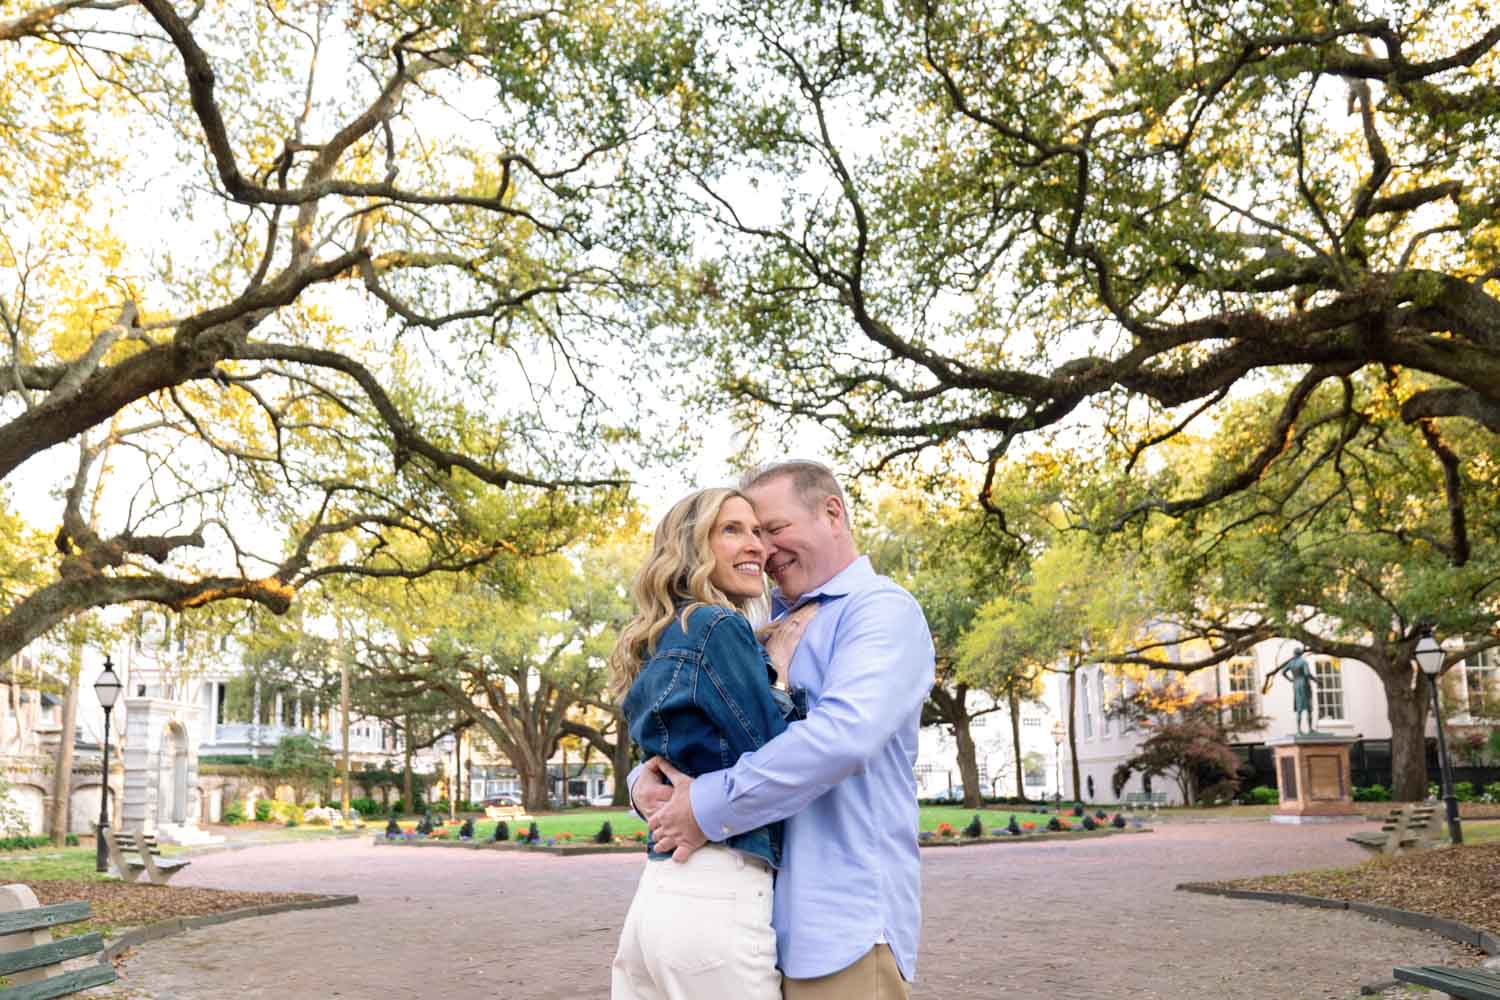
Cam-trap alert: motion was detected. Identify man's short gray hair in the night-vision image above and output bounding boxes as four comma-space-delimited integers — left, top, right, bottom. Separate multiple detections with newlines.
739, 460, 851, 528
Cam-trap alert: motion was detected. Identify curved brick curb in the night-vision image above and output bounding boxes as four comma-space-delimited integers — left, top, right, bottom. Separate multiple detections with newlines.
371, 837, 640, 856
369, 827, 1154, 855
919, 827, 1152, 848
102, 894, 360, 961
1177, 883, 1500, 955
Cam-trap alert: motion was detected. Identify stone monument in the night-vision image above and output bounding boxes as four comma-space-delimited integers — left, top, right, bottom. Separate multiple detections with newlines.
1268, 734, 1361, 823
121, 694, 221, 845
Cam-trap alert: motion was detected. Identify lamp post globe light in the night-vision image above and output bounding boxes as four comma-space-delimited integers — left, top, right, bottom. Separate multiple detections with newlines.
1051, 719, 1065, 804
93, 656, 124, 872
1414, 630, 1463, 845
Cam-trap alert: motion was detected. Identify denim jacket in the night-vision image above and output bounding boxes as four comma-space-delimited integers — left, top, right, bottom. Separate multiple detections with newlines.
622, 604, 804, 868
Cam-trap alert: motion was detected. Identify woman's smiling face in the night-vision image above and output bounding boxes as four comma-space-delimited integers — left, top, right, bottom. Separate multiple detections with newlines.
707, 496, 767, 600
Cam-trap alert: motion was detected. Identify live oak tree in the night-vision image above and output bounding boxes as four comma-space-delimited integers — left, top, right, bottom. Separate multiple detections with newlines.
357, 548, 629, 812
862, 486, 1027, 807
678, 0, 1500, 527
1100, 373, 1500, 799
0, 0, 688, 660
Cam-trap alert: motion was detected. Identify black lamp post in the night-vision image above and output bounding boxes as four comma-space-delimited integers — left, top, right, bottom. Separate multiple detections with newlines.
1051, 719, 1065, 804
93, 656, 123, 872
1414, 630, 1463, 846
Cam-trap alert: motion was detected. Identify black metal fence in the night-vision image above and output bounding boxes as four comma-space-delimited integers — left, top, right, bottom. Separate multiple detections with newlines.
1233, 739, 1500, 795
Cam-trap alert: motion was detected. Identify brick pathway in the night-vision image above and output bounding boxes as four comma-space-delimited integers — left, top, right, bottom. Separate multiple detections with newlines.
103, 821, 1471, 999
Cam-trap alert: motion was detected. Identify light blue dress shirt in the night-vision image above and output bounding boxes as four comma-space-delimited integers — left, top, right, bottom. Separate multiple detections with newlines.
687, 555, 935, 982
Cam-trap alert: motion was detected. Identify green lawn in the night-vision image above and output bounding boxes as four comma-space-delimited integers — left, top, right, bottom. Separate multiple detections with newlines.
1460, 819, 1500, 845
0, 846, 112, 881
401, 803, 1121, 843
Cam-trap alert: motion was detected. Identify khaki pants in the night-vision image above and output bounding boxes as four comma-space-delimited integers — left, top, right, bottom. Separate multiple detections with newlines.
782, 945, 910, 1000
611, 846, 781, 1000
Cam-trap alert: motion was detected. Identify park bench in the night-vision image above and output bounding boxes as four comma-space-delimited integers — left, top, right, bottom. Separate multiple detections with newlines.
1346, 803, 1444, 856
1122, 792, 1168, 811
0, 883, 117, 999
1393, 964, 1500, 999
484, 804, 529, 822
101, 829, 190, 885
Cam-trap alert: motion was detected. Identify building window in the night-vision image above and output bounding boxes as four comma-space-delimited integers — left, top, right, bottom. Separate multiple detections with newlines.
1098, 674, 1111, 737
1022, 717, 1042, 728
971, 714, 989, 728
1464, 647, 1499, 719
1227, 660, 1258, 726
1314, 658, 1345, 721
1080, 675, 1093, 739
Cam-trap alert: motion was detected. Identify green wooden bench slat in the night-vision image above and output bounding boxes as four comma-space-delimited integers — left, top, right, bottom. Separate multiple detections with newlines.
0, 963, 117, 1000
0, 932, 103, 977
0, 904, 89, 937
1394, 964, 1500, 1000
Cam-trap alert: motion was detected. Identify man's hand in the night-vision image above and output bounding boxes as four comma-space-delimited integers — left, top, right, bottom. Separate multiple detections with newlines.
646, 758, 708, 862
630, 757, 674, 818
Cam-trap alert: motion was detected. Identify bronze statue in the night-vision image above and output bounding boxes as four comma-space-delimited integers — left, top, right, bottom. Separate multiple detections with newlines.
1264, 648, 1319, 734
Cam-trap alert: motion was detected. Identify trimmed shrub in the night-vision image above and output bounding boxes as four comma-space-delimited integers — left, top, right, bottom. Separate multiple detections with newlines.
1484, 781, 1500, 802
253, 799, 272, 823
1006, 814, 1021, 836
0, 835, 51, 851
595, 821, 613, 844
385, 817, 401, 838
1046, 816, 1063, 832
1453, 781, 1476, 802
349, 798, 383, 818
962, 814, 983, 839
1247, 785, 1279, 805
1111, 813, 1127, 829
494, 821, 510, 843
222, 802, 246, 825
459, 818, 475, 840
1353, 784, 1391, 802
1082, 816, 1098, 830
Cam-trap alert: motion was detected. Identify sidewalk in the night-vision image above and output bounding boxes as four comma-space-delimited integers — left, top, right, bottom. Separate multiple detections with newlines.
100, 820, 1473, 999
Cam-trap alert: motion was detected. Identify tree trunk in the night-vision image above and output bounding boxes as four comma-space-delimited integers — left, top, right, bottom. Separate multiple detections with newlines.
1066, 663, 1081, 801
611, 713, 632, 807
402, 726, 414, 815
520, 765, 549, 813
48, 648, 82, 845
1382, 666, 1431, 801
1009, 691, 1025, 800
953, 714, 982, 808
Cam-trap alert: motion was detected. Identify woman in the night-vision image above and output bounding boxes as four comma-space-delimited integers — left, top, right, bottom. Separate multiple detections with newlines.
608, 487, 813, 1000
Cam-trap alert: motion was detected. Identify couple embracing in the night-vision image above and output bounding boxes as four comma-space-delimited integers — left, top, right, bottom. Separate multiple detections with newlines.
607, 460, 936, 999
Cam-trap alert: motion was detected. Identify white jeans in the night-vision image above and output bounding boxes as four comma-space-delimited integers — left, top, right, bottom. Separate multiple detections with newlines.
611, 846, 781, 1000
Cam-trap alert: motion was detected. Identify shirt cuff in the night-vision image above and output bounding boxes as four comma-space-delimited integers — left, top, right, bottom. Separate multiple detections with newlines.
689, 769, 734, 843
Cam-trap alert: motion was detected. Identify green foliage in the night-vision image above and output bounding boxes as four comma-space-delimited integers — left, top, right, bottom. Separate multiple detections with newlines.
1353, 785, 1391, 802
1485, 782, 1500, 802
349, 798, 384, 818
254, 799, 273, 823
0, 835, 52, 851
1110, 680, 1264, 806
1247, 786, 1279, 805
1453, 782, 1476, 802
221, 802, 246, 825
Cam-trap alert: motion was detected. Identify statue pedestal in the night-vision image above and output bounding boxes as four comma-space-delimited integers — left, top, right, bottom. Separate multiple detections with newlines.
1268, 734, 1361, 824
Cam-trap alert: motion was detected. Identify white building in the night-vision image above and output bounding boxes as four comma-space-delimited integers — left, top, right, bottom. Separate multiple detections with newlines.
917, 638, 1499, 806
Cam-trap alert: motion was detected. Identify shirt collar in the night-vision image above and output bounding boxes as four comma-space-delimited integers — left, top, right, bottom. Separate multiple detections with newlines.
772, 555, 874, 613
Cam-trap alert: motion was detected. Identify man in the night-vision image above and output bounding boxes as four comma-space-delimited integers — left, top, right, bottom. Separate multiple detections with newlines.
633, 460, 935, 997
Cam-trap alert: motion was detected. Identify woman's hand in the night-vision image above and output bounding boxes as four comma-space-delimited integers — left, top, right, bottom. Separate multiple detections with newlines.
760, 602, 818, 683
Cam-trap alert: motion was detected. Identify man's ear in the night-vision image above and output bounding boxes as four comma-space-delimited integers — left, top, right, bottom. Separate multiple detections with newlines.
825, 495, 847, 531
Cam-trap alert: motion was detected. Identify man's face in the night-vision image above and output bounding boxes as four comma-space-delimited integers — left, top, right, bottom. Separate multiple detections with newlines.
745, 475, 843, 602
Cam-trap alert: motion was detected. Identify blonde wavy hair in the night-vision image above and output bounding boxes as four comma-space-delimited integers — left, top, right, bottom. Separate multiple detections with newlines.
608, 487, 766, 698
